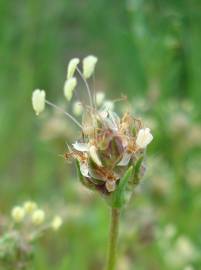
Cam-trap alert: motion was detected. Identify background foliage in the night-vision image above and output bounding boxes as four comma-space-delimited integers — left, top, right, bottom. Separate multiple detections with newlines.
0, 0, 200, 269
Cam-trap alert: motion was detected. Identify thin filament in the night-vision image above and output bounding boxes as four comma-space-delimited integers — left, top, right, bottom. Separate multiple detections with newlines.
45, 100, 83, 129
76, 67, 94, 108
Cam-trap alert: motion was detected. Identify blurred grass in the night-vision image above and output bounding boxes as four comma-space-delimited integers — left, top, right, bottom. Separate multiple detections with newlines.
0, 0, 201, 269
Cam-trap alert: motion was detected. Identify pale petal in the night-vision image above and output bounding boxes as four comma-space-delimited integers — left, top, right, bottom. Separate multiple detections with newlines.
80, 162, 89, 177
136, 128, 153, 148
118, 152, 132, 166
89, 145, 102, 167
72, 142, 89, 152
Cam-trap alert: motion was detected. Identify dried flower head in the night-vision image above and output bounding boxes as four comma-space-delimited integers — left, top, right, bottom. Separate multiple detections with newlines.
31, 56, 153, 208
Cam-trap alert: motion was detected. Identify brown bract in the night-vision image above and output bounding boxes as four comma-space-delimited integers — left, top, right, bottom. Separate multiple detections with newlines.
65, 109, 144, 193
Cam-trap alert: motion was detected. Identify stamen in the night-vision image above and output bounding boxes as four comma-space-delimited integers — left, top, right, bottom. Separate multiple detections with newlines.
76, 67, 94, 108
92, 72, 97, 109
45, 100, 83, 129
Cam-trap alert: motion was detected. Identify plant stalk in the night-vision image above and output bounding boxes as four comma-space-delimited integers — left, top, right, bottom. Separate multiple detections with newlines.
106, 208, 120, 270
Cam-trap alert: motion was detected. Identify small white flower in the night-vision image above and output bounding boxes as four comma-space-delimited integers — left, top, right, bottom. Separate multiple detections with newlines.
96, 92, 105, 106
32, 89, 46, 115
105, 180, 116, 192
64, 77, 77, 101
32, 209, 45, 225
83, 55, 98, 79
51, 216, 63, 231
72, 101, 83, 116
89, 145, 102, 167
67, 58, 80, 79
11, 206, 25, 223
72, 142, 89, 152
23, 201, 37, 213
136, 128, 153, 148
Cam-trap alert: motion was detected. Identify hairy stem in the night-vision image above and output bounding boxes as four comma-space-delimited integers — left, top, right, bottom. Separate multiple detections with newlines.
106, 208, 120, 270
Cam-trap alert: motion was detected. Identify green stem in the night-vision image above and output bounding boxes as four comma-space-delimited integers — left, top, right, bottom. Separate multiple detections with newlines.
106, 208, 120, 270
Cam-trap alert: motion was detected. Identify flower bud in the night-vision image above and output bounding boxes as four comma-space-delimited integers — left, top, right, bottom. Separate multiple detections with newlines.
67, 58, 80, 79
32, 209, 45, 225
23, 201, 37, 213
51, 216, 63, 231
64, 77, 77, 101
32, 89, 46, 115
11, 206, 25, 223
136, 128, 153, 148
83, 55, 98, 79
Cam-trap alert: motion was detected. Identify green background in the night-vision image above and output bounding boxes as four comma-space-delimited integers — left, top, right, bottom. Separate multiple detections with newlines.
0, 1, 200, 269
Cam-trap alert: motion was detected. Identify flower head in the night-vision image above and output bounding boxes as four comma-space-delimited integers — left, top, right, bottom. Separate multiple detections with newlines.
32, 55, 153, 206
32, 89, 46, 115
83, 55, 98, 79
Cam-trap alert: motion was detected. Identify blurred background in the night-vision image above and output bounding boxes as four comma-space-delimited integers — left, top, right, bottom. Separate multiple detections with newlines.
0, 0, 201, 269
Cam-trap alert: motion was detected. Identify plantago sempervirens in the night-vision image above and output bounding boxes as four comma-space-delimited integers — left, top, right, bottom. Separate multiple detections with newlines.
32, 55, 153, 208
